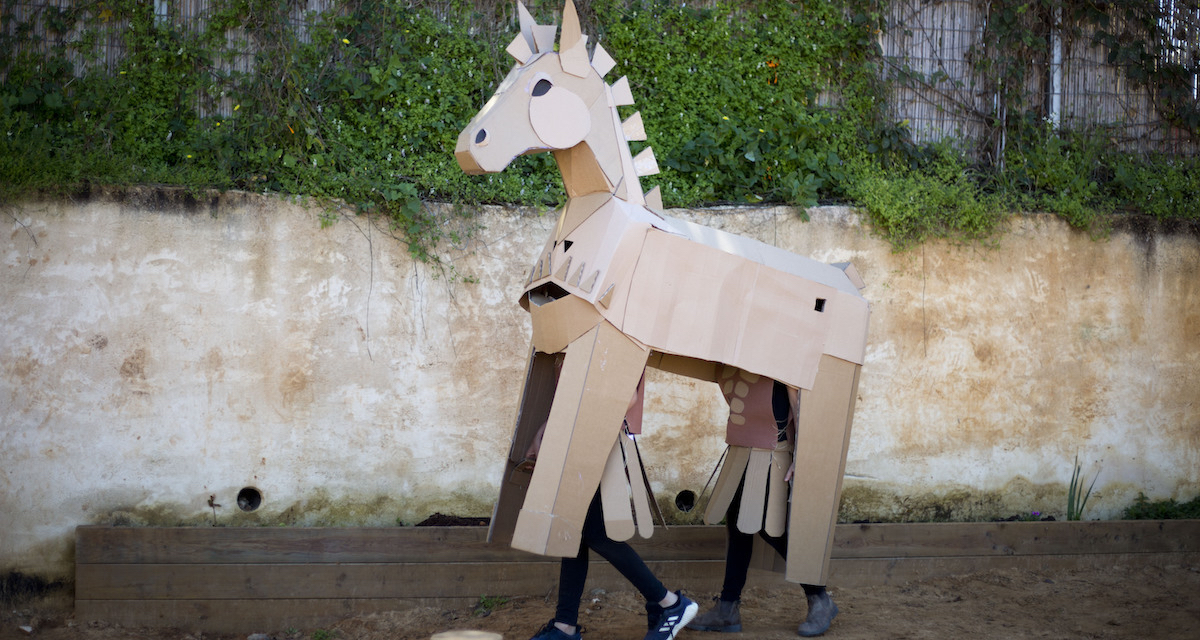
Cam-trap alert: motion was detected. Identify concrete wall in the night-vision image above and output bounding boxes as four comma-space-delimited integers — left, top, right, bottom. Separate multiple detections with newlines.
2, 188, 1198, 580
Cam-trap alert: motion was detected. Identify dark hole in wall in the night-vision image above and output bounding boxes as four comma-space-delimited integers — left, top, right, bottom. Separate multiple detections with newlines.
675, 490, 697, 513
237, 487, 263, 512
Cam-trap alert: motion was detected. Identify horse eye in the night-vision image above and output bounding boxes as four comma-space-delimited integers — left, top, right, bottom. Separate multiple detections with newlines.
532, 79, 552, 97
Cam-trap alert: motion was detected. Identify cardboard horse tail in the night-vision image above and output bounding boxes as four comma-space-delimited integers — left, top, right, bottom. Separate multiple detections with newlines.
456, 0, 869, 586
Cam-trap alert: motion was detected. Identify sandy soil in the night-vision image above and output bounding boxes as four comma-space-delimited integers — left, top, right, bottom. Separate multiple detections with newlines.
5, 562, 1199, 640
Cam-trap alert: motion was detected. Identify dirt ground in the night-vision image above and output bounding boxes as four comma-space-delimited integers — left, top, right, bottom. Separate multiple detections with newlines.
5, 562, 1199, 640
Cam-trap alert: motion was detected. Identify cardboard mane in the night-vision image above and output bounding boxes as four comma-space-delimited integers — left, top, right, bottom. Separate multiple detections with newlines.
455, 0, 869, 586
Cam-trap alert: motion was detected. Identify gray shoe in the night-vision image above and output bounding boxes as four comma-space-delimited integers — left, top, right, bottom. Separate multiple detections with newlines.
687, 597, 741, 632
797, 592, 838, 637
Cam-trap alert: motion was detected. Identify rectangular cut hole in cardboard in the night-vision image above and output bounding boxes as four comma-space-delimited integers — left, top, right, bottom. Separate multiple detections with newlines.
814, 298, 826, 312
528, 283, 570, 307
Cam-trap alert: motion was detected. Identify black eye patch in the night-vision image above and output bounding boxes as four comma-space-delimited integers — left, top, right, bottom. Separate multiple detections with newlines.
532, 79, 553, 97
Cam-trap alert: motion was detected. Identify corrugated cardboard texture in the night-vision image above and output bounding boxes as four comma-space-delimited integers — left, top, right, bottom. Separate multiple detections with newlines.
510, 321, 649, 556
488, 350, 561, 547
786, 355, 862, 585
618, 230, 844, 391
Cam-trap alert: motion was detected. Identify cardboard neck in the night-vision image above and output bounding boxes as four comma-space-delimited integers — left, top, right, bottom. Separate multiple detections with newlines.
551, 111, 646, 206
552, 144, 612, 199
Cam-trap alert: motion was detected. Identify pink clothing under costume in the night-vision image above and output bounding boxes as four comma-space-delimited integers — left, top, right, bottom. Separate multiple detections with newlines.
719, 365, 792, 449
704, 366, 794, 536
624, 372, 646, 434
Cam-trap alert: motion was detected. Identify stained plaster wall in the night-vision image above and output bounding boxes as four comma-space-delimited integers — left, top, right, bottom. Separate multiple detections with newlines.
2, 189, 1198, 580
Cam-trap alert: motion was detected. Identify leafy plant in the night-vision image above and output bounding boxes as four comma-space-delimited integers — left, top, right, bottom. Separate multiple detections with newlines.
999, 118, 1110, 230
1105, 154, 1200, 220
1067, 454, 1099, 521
844, 142, 1006, 250
1122, 493, 1200, 520
664, 98, 850, 207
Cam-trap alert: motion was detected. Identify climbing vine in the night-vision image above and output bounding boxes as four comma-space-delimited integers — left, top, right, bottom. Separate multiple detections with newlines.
957, 0, 1200, 229
1074, 0, 1200, 133
0, 0, 1196, 258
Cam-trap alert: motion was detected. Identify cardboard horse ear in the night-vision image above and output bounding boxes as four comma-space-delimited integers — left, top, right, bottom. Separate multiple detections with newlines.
457, 0, 869, 587
558, 0, 590, 77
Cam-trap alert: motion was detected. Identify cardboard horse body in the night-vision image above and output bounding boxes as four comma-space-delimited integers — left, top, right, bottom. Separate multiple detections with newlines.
455, 1, 868, 585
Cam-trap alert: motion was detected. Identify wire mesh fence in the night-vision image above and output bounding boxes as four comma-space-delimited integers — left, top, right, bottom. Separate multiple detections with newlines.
881, 0, 1199, 158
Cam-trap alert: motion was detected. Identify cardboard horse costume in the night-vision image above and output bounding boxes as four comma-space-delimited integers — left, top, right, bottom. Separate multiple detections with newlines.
455, 0, 869, 586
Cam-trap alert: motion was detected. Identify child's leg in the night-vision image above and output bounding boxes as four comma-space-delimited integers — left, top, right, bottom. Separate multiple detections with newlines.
719, 481, 755, 602
580, 492, 668, 603
554, 542, 590, 628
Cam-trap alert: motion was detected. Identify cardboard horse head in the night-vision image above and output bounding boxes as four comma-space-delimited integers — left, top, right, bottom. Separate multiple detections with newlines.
456, 0, 869, 585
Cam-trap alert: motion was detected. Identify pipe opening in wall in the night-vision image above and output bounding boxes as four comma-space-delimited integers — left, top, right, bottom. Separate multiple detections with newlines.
674, 490, 696, 513
237, 487, 262, 512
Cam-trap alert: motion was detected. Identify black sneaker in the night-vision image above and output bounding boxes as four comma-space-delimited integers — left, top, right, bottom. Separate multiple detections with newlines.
645, 601, 664, 630
645, 592, 699, 640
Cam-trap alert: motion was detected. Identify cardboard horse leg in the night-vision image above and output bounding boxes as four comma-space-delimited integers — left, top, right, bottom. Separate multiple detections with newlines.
488, 348, 560, 547
785, 354, 862, 585
508, 321, 649, 557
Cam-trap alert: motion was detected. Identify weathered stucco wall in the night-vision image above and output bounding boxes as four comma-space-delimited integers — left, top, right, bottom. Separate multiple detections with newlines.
2, 189, 1198, 580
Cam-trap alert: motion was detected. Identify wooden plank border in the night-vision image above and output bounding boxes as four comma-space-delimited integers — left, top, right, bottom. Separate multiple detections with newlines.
74, 521, 1200, 633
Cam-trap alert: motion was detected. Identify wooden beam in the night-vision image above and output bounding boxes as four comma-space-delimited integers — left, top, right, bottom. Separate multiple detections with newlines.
831, 520, 1200, 558
74, 520, 1200, 633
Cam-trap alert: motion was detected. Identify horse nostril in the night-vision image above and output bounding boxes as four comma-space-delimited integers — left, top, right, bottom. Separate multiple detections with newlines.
475, 129, 488, 145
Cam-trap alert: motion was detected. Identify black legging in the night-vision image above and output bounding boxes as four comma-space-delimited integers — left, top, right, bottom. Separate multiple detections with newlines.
555, 491, 668, 626
720, 478, 788, 601
721, 479, 825, 600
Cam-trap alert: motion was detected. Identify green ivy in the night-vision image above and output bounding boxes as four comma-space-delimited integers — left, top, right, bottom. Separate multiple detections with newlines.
0, 0, 1196, 260
844, 143, 1006, 250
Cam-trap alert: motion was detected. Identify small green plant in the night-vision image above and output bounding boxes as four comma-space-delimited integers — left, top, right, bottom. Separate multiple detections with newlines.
1000, 119, 1109, 230
1122, 493, 1200, 520
312, 629, 334, 640
474, 594, 509, 617
1067, 454, 1099, 521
